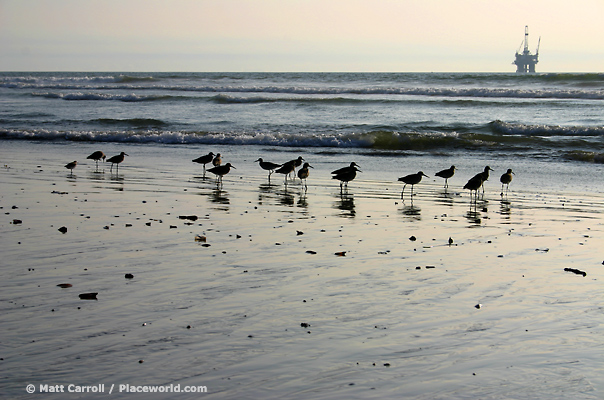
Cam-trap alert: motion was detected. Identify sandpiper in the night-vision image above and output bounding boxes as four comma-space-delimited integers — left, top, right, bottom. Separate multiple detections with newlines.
398, 171, 429, 199
192, 152, 215, 174
107, 152, 128, 173
435, 165, 456, 188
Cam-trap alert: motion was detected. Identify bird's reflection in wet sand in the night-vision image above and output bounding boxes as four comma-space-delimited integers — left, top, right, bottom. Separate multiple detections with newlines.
465, 199, 488, 225
500, 199, 511, 217
333, 191, 355, 218
400, 203, 421, 221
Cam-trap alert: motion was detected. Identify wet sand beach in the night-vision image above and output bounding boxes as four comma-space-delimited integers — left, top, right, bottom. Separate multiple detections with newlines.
1, 140, 603, 399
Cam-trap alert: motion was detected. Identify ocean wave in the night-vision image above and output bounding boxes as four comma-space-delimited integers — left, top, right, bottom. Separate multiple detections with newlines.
31, 92, 170, 102
6, 80, 604, 101
491, 120, 604, 137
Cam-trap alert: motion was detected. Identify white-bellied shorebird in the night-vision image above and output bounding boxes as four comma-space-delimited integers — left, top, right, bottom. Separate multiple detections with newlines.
107, 152, 128, 173
331, 162, 361, 190
207, 162, 235, 184
297, 162, 313, 190
64, 161, 77, 176
86, 151, 105, 170
399, 171, 429, 199
435, 165, 456, 188
255, 158, 282, 181
500, 168, 514, 196
192, 152, 215, 174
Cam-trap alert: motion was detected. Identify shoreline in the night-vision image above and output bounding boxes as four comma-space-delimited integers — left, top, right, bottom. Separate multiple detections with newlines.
1, 139, 603, 399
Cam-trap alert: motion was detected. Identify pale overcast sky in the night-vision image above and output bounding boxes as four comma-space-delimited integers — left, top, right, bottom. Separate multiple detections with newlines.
1, 0, 602, 72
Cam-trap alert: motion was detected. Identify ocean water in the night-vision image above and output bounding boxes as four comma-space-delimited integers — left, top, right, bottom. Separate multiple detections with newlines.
1, 72, 603, 157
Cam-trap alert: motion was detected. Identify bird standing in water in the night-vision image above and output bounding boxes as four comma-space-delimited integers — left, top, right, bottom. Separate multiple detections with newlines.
500, 168, 514, 196
64, 161, 77, 176
207, 162, 235, 184
331, 162, 361, 190
435, 165, 456, 189
255, 158, 282, 181
297, 162, 313, 190
192, 152, 215, 174
107, 152, 128, 173
86, 151, 105, 171
463, 174, 484, 202
398, 171, 429, 199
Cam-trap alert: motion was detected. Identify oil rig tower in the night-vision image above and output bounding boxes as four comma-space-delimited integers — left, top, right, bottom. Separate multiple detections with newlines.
513, 26, 540, 73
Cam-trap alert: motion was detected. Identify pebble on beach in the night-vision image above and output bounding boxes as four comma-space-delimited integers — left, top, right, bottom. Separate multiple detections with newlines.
79, 292, 98, 300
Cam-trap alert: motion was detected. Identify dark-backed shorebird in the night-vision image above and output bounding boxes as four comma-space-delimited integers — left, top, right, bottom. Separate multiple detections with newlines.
477, 166, 493, 194
86, 151, 105, 170
212, 153, 222, 167
192, 152, 215, 174
64, 161, 77, 176
399, 171, 429, 199
332, 162, 361, 190
255, 158, 282, 181
463, 174, 484, 201
207, 162, 235, 183
500, 168, 514, 196
275, 156, 304, 184
107, 152, 128, 173
297, 162, 313, 190
435, 165, 456, 188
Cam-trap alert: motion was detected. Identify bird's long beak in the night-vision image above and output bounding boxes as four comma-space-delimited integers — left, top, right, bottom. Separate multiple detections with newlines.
125, 153, 129, 156
423, 173, 430, 177
309, 165, 314, 168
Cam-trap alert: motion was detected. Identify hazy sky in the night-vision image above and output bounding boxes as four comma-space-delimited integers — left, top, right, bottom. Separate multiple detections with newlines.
1, 0, 602, 72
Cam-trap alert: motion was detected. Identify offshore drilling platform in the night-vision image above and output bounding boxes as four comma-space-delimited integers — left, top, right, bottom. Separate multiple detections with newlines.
513, 26, 540, 73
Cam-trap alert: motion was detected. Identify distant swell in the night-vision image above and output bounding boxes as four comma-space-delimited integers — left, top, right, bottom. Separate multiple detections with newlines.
32, 92, 170, 102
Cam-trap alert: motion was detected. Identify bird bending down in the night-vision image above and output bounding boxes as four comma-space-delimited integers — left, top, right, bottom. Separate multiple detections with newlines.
297, 162, 313, 190
500, 168, 514, 196
86, 151, 105, 170
435, 165, 456, 188
398, 171, 429, 199
207, 162, 235, 183
255, 158, 282, 181
64, 161, 77, 176
107, 152, 128, 173
331, 162, 361, 190
192, 152, 215, 174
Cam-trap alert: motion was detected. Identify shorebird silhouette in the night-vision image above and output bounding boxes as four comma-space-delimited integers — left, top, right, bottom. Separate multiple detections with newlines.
297, 162, 313, 190
464, 174, 484, 201
275, 156, 304, 184
435, 165, 456, 189
399, 171, 429, 199
192, 152, 215, 174
107, 152, 128, 173
86, 151, 105, 170
477, 166, 493, 194
500, 168, 514, 196
255, 158, 282, 181
207, 162, 235, 184
64, 161, 77, 176
332, 162, 361, 190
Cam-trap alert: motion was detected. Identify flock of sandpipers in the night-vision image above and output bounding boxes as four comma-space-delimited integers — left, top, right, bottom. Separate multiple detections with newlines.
65, 150, 514, 200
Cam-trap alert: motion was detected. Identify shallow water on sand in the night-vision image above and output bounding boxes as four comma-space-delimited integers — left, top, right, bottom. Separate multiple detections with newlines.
1, 140, 603, 399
